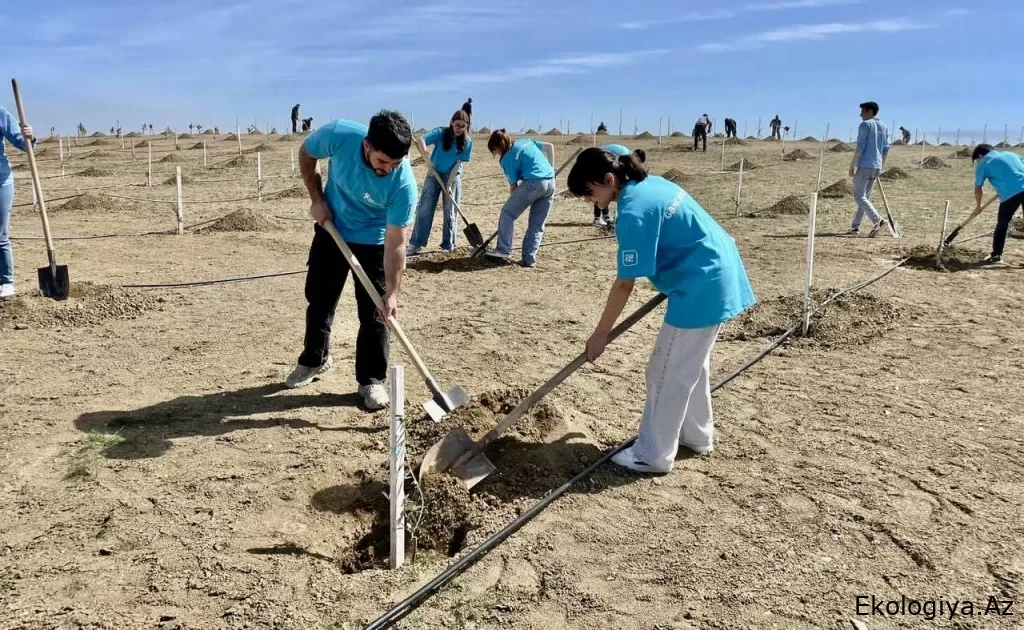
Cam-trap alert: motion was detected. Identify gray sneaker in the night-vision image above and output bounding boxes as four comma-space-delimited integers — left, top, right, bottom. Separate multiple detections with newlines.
359, 383, 389, 410
869, 219, 888, 237
285, 355, 333, 389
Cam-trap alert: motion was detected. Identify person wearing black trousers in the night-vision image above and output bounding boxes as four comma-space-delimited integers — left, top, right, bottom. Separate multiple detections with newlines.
693, 114, 711, 152
291, 104, 300, 134
724, 118, 737, 138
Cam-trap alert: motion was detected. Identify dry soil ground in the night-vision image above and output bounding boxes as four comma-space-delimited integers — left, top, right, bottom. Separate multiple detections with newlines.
1, 131, 1022, 630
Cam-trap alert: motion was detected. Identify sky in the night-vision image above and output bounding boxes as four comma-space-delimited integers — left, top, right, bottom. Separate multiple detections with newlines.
2, 0, 1023, 142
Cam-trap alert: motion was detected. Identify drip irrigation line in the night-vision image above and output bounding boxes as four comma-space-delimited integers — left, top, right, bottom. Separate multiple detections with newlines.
95, 191, 175, 204
11, 228, 174, 241
363, 254, 916, 630
122, 269, 305, 289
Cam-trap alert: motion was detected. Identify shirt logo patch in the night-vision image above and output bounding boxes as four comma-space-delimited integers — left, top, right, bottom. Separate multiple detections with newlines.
622, 250, 638, 266
362, 192, 383, 207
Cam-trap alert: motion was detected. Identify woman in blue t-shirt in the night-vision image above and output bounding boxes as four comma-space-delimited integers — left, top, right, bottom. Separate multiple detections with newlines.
483, 129, 556, 268
407, 110, 473, 255
567, 147, 756, 474
0, 106, 36, 299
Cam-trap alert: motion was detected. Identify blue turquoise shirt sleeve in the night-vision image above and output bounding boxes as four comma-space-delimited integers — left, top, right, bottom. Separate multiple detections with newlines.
856, 122, 868, 155
974, 160, 987, 188
0, 106, 31, 151
388, 168, 418, 228
303, 122, 345, 160
500, 153, 518, 185
424, 127, 442, 147
458, 136, 473, 163
615, 213, 659, 279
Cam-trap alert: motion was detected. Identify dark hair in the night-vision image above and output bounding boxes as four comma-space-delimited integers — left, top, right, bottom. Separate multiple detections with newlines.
859, 101, 880, 116
442, 110, 470, 153
367, 110, 412, 159
632, 148, 646, 163
567, 147, 648, 197
973, 144, 994, 162
487, 129, 512, 156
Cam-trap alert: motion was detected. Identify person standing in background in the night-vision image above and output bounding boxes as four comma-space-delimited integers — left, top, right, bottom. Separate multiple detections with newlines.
899, 126, 911, 144
461, 97, 473, 131
847, 101, 890, 237
770, 115, 782, 140
407, 110, 473, 255
724, 118, 737, 139
0, 105, 35, 299
693, 113, 711, 152
291, 104, 300, 134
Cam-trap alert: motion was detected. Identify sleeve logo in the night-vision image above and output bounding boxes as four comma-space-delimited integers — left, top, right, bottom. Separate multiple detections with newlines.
622, 250, 638, 266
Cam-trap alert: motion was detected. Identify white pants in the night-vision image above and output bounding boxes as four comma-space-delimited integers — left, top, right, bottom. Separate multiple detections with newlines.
633, 322, 720, 470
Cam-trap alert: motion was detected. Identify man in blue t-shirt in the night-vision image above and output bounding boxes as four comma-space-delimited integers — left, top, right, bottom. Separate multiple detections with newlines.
285, 110, 418, 411
972, 143, 1024, 264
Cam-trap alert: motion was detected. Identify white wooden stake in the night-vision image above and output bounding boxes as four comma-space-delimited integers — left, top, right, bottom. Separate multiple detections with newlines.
389, 364, 406, 570
175, 166, 184, 235
757, 117, 762, 139
203, 142, 208, 168
937, 127, 942, 145
618, 109, 622, 136
936, 200, 951, 267
290, 147, 295, 176
801, 193, 818, 337
781, 134, 786, 157
1019, 126, 1024, 147
735, 158, 744, 216
174, 133, 179, 151
59, 137, 64, 163
131, 141, 136, 162
793, 118, 798, 139
658, 117, 662, 147
815, 124, 830, 193
955, 128, 961, 153
237, 124, 242, 155
920, 132, 927, 168
257, 152, 263, 203
147, 141, 152, 187
982, 124, 987, 144
1003, 123, 1009, 146
720, 133, 726, 171
743, 122, 748, 138
30, 183, 37, 210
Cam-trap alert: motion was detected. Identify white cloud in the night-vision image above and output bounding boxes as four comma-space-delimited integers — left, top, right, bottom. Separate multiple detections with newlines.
621, 10, 734, 30
943, 7, 969, 16
621, 0, 861, 30
743, 0, 861, 11
698, 19, 934, 53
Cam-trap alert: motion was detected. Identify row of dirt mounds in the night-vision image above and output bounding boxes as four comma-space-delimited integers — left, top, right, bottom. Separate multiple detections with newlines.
725, 137, 747, 146
757, 195, 809, 216
76, 167, 115, 177
0, 282, 169, 330
920, 156, 950, 169
901, 244, 988, 272
783, 148, 814, 161
820, 179, 853, 198
721, 288, 910, 347
828, 142, 854, 153
336, 388, 573, 573
880, 167, 910, 180
198, 208, 279, 233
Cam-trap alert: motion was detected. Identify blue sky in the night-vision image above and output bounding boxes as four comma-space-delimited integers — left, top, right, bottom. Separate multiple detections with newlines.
2, 0, 1023, 141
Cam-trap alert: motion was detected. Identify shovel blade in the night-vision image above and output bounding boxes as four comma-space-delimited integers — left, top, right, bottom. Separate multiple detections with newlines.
463, 223, 485, 249
37, 265, 70, 301
421, 385, 470, 422
418, 428, 496, 489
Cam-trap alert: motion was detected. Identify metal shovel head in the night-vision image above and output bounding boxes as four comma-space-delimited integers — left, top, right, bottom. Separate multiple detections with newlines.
463, 223, 485, 249
421, 385, 470, 422
38, 264, 70, 301
418, 427, 496, 489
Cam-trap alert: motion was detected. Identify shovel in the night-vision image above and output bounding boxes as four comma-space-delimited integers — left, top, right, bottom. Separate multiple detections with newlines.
413, 137, 484, 249
420, 292, 667, 488
471, 147, 584, 258
943, 195, 999, 246
12, 78, 69, 300
319, 221, 468, 420
874, 178, 902, 238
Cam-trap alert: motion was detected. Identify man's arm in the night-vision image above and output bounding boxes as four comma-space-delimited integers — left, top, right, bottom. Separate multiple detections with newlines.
974, 163, 987, 209
298, 145, 324, 202
383, 225, 407, 309
975, 185, 985, 208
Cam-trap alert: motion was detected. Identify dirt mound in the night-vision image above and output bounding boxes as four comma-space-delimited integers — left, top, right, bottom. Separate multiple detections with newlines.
89, 150, 117, 158
953, 147, 972, 158
202, 129, 215, 135
76, 167, 114, 177
783, 149, 814, 161
544, 128, 562, 136
713, 133, 725, 138
245, 143, 274, 154
125, 132, 140, 137
268, 186, 306, 199
914, 140, 930, 146
201, 208, 278, 232
670, 143, 694, 152
801, 136, 819, 142
220, 155, 252, 168
224, 134, 239, 141
725, 137, 746, 146
940, 142, 952, 146
134, 140, 150, 149
828, 142, 854, 153
247, 129, 263, 136
880, 167, 910, 180
407, 250, 514, 273
728, 158, 761, 171
995, 142, 1012, 149
634, 131, 653, 139
523, 129, 537, 135
827, 138, 842, 143
177, 134, 193, 140
189, 142, 205, 150
759, 195, 809, 216
87, 140, 110, 147
745, 136, 758, 140
159, 153, 187, 163
568, 134, 588, 145
820, 179, 854, 198
670, 131, 684, 137
891, 140, 905, 146
902, 244, 988, 272
662, 168, 687, 183
921, 156, 949, 169
721, 289, 908, 347
0, 282, 164, 330
163, 173, 194, 185
478, 127, 491, 135
53, 193, 139, 214
32, 148, 48, 156
277, 134, 295, 142
89, 132, 105, 138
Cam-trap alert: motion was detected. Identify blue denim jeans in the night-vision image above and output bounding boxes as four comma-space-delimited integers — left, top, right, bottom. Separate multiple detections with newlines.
495, 178, 555, 266
0, 179, 14, 285
851, 167, 882, 229
409, 171, 461, 251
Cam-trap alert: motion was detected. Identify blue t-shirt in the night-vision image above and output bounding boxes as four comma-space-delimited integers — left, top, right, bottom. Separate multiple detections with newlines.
303, 119, 418, 245
499, 139, 555, 185
856, 119, 889, 170
0, 105, 33, 185
601, 144, 632, 157
975, 151, 1024, 202
615, 176, 756, 329
424, 127, 472, 175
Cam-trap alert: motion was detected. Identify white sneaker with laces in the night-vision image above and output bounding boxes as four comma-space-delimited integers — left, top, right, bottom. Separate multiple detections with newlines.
0, 284, 15, 299
359, 383, 390, 410
593, 217, 607, 227
611, 446, 671, 474
285, 355, 333, 389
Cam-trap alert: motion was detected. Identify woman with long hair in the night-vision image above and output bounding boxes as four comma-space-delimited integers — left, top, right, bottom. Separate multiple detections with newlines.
407, 110, 472, 254
484, 129, 555, 268
0, 105, 36, 299
567, 147, 755, 473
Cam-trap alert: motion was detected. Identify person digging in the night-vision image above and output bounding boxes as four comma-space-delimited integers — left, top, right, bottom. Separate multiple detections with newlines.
971, 143, 1024, 265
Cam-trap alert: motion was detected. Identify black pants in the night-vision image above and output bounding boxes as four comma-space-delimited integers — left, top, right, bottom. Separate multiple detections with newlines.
991, 191, 1024, 257
593, 203, 610, 220
693, 124, 707, 152
299, 223, 389, 386
725, 122, 737, 138
292, 118, 299, 134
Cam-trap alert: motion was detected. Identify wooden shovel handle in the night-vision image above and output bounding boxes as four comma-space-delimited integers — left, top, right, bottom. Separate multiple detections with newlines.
11, 79, 57, 263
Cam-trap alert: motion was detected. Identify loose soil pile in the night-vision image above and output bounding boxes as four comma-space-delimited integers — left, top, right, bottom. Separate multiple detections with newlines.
1011, 216, 1024, 237
201, 209, 278, 232
189, 142, 205, 150
89, 150, 117, 158
880, 167, 909, 180
670, 143, 694, 152
728, 158, 762, 171
523, 129, 537, 135
269, 186, 306, 199
0, 282, 165, 330
953, 148, 972, 158
163, 174, 194, 185
634, 131, 653, 139
902, 244, 988, 272
220, 155, 252, 168
89, 132, 105, 138
125, 132, 140, 137
783, 149, 814, 161
569, 134, 588, 145
827, 138, 842, 143
721, 289, 908, 347
53, 193, 141, 214
940, 142, 952, 146
202, 129, 215, 135
828, 142, 854, 153
670, 131, 684, 137
801, 136, 819, 142
159, 153, 187, 163
245, 143, 274, 154
87, 140, 110, 147
277, 135, 295, 142
758, 195, 809, 216
76, 167, 114, 177
820, 179, 854, 198
224, 134, 239, 142
597, 129, 609, 135
178, 134, 193, 140
478, 127, 492, 135
661, 168, 687, 183
891, 140, 905, 146
134, 140, 150, 149
725, 137, 746, 146
914, 141, 930, 146
921, 156, 949, 169
407, 250, 510, 273
745, 136, 758, 140
544, 128, 562, 136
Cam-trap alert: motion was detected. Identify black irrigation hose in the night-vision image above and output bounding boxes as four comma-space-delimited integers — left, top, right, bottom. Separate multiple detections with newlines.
122, 269, 306, 289
363, 254, 917, 630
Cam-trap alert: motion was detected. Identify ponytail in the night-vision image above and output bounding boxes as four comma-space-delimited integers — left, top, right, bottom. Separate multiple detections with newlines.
487, 128, 512, 157
567, 147, 648, 197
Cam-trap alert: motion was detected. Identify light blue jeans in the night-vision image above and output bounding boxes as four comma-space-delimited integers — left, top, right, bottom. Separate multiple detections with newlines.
0, 179, 14, 285
409, 171, 461, 251
495, 178, 555, 266
852, 167, 882, 229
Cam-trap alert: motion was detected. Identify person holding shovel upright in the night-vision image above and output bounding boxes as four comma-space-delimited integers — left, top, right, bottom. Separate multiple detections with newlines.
284, 111, 418, 411
847, 101, 890, 237
971, 143, 1024, 264
593, 144, 645, 227
484, 129, 556, 268
407, 110, 473, 255
0, 105, 35, 299
568, 147, 755, 474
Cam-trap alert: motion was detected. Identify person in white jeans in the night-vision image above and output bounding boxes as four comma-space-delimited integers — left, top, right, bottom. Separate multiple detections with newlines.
567, 147, 756, 473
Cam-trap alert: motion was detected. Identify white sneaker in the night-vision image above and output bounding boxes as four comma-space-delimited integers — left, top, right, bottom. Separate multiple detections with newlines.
359, 383, 389, 411
485, 249, 510, 260
0, 284, 15, 299
611, 446, 671, 474
285, 355, 333, 388
679, 441, 714, 455
406, 244, 422, 256
593, 217, 607, 227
